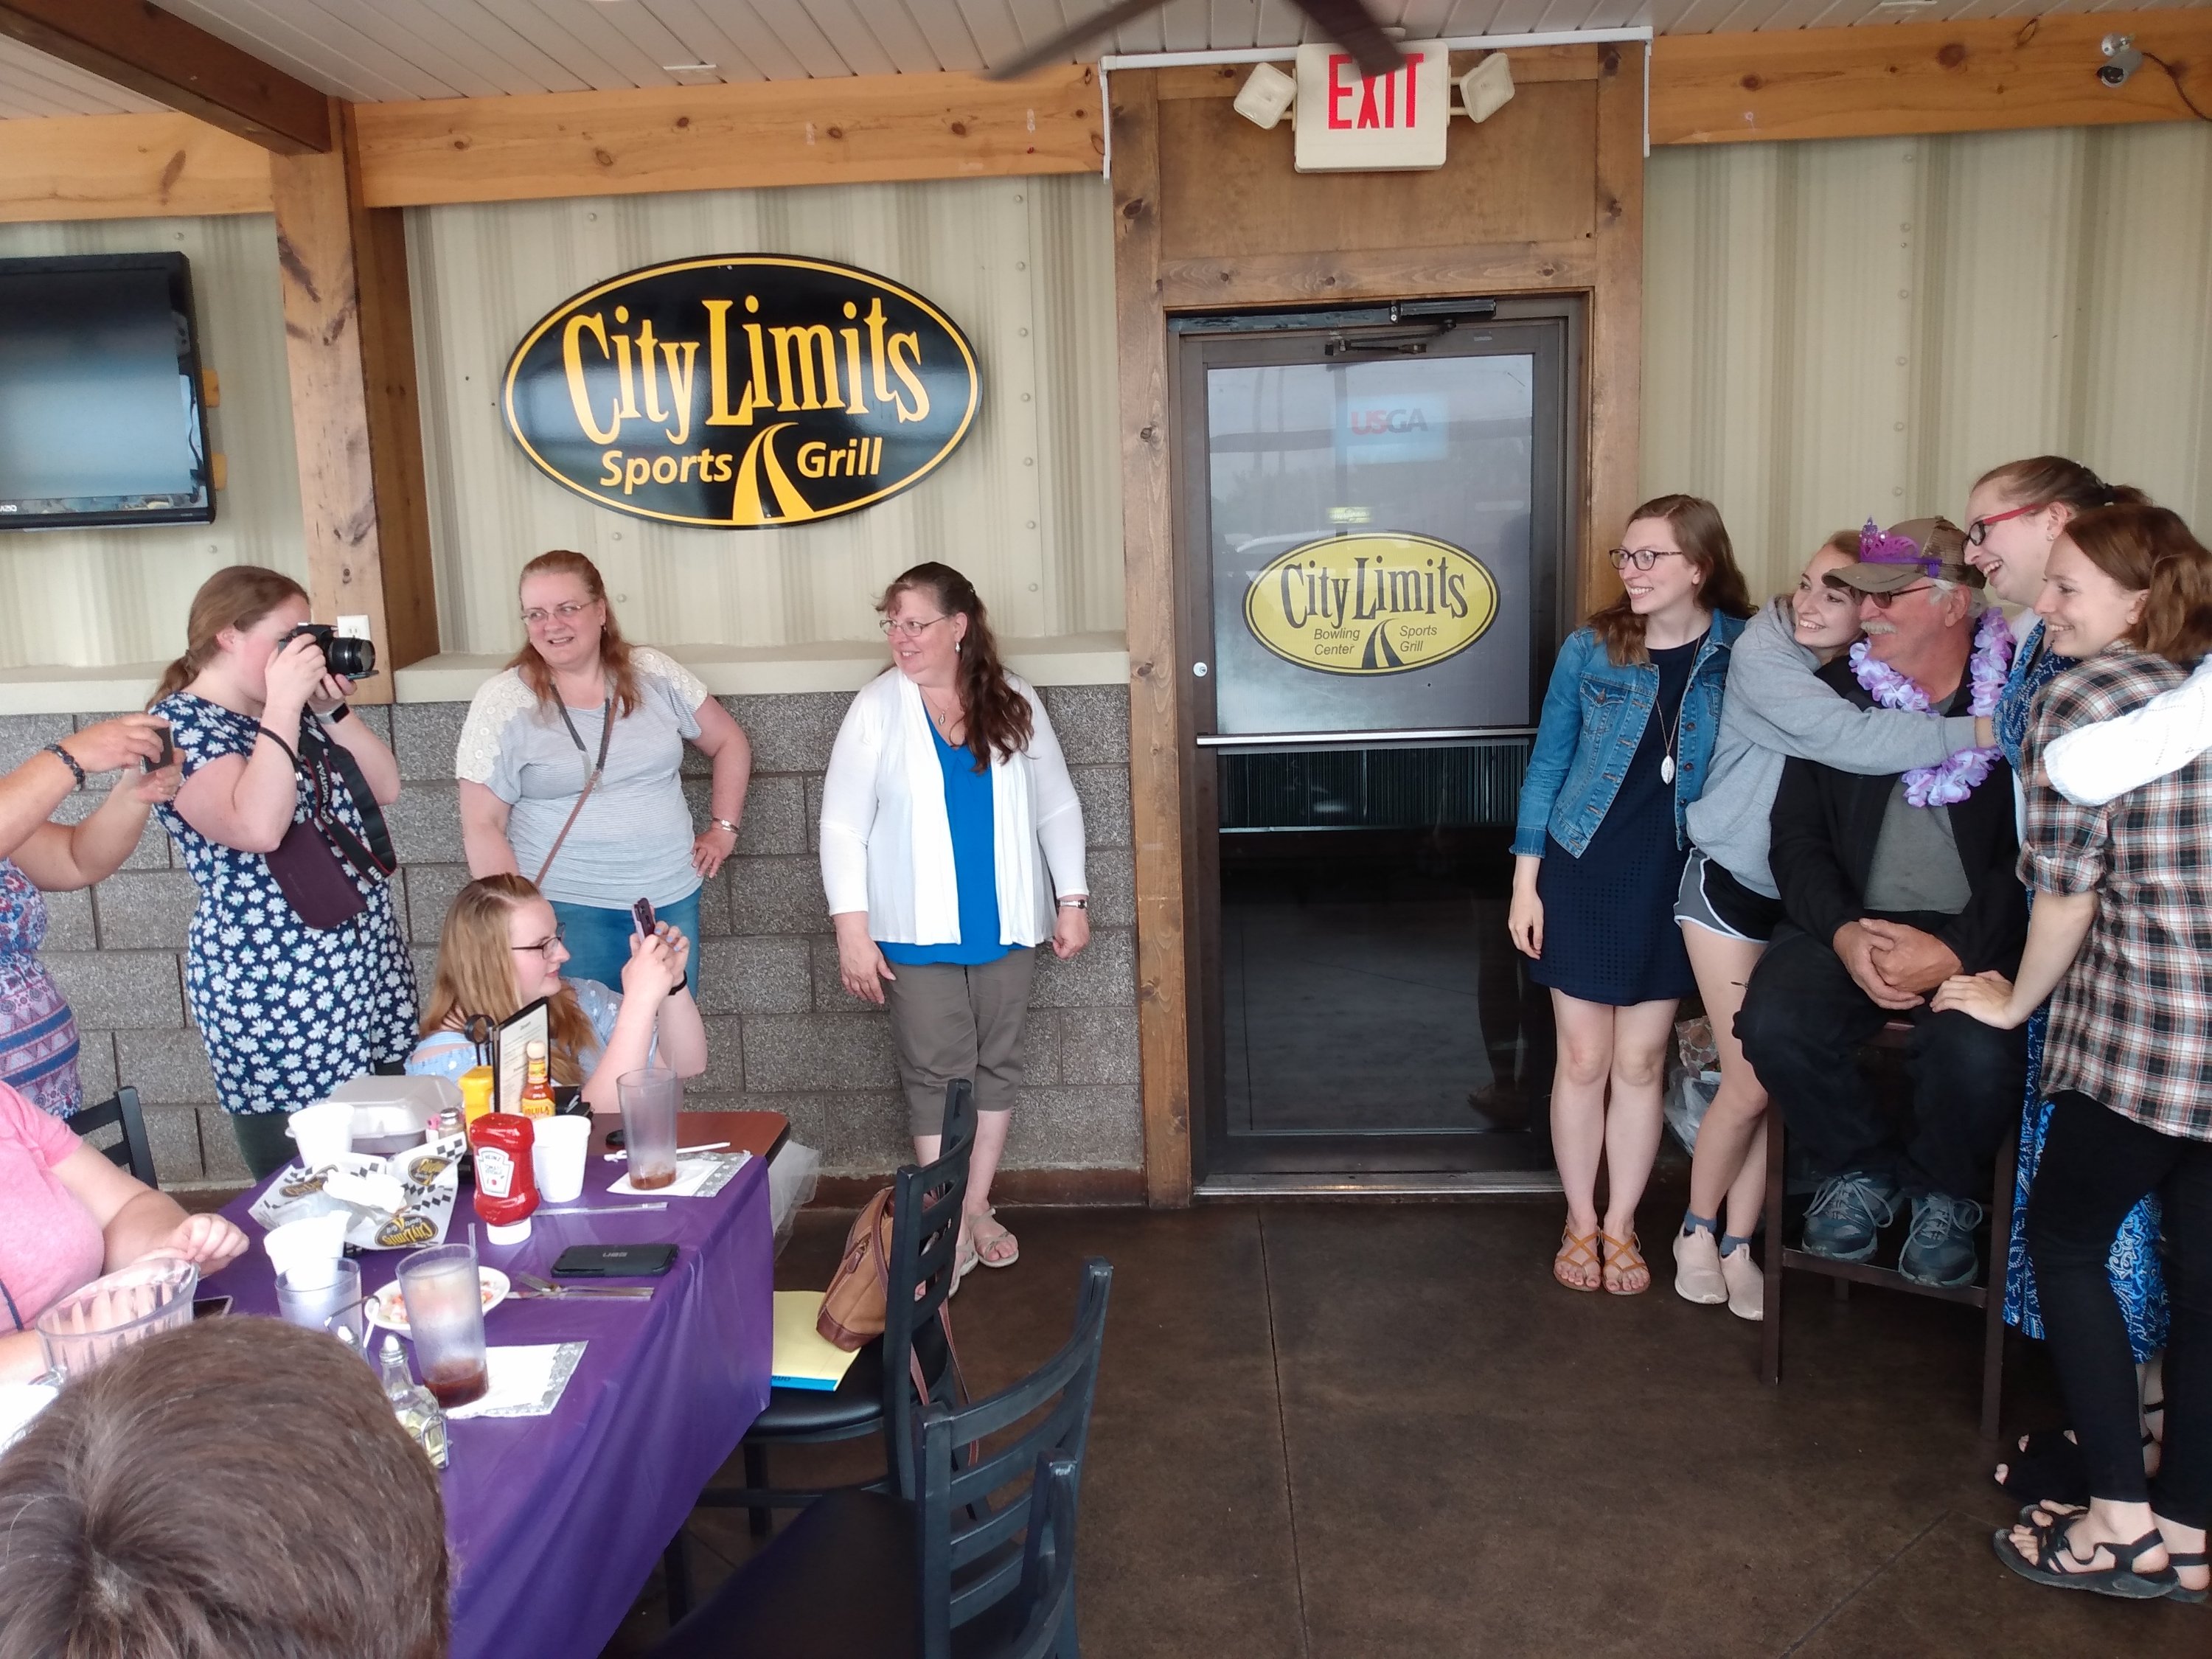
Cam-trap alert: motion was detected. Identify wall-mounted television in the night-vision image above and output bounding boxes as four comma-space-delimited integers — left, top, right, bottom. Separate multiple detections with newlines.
0, 253, 215, 531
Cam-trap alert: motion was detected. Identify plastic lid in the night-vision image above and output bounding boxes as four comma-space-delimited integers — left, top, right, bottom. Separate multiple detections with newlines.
525, 1038, 547, 1058
484, 1216, 533, 1246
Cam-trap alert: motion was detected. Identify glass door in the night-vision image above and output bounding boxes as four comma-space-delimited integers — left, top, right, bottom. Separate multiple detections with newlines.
1177, 305, 1576, 1180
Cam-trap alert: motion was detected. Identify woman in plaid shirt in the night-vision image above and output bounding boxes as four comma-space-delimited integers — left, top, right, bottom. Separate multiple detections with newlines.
1938, 502, 2212, 1602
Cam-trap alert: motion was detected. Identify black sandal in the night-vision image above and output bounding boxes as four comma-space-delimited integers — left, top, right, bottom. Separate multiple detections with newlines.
1992, 1513, 2179, 1600
2171, 1551, 2208, 1607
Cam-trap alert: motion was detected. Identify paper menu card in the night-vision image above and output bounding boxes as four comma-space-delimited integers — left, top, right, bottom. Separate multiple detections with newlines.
495, 998, 550, 1117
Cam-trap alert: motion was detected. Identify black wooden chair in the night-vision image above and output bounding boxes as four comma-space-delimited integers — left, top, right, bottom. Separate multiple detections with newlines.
650, 1257, 1113, 1659
70, 1085, 156, 1186
662, 1079, 977, 1615
1760, 1023, 2017, 1438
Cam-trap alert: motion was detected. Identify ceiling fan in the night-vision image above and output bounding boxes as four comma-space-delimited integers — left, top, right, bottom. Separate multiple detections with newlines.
985, 0, 1405, 83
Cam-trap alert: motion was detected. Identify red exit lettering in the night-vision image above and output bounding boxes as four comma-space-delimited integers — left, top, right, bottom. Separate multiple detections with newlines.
1325, 52, 1426, 131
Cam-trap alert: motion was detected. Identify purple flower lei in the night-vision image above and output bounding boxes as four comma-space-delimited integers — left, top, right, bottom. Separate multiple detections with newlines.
1848, 608, 2017, 807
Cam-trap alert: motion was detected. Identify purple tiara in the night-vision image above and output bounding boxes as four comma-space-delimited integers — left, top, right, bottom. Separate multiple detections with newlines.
1859, 518, 1937, 571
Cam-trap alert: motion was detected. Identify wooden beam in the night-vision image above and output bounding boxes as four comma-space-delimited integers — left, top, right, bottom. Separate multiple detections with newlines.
351, 63, 1105, 209
0, 0, 330, 153
268, 99, 438, 703
1108, 72, 1193, 1209
1586, 44, 1642, 612
1652, 10, 2212, 146
1158, 241, 1596, 309
0, 109, 268, 222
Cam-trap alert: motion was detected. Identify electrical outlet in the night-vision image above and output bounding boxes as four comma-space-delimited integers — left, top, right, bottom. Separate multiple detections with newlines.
336, 614, 372, 640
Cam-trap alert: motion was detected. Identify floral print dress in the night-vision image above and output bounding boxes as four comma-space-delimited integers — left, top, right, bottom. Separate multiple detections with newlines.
1998, 622, 2166, 1358
152, 693, 417, 1117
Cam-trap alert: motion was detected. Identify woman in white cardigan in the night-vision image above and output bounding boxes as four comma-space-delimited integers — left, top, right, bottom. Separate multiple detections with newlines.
820, 563, 1088, 1274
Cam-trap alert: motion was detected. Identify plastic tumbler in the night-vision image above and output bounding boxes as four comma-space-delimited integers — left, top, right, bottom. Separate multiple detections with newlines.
36, 1258, 198, 1381
278, 1257, 363, 1349
396, 1243, 488, 1408
532, 1115, 592, 1203
618, 1067, 681, 1192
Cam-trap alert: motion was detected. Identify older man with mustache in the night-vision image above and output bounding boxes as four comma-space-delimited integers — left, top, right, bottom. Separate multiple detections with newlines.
1735, 519, 2031, 1287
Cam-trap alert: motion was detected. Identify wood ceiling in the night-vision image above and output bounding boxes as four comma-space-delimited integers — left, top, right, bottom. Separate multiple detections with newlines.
0, 0, 2199, 117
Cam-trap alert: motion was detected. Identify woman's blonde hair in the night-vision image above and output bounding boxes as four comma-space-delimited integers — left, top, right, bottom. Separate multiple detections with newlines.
419, 874, 599, 1086
508, 550, 644, 719
150, 566, 310, 706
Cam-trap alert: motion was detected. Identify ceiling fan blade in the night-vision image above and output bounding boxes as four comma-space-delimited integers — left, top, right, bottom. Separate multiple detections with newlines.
983, 0, 1172, 80
1293, 0, 1407, 82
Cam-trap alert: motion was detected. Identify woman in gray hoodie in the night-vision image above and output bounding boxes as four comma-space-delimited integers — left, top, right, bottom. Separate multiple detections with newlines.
1670, 532, 1992, 1318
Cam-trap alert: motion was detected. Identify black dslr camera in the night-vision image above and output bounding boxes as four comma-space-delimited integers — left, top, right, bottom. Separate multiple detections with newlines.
279, 622, 377, 680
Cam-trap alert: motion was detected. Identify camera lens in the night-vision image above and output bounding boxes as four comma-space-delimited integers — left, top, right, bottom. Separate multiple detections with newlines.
324, 635, 377, 678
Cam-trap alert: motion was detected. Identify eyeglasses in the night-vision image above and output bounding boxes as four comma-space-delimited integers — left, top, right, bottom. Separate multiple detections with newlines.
879, 615, 951, 639
1965, 504, 2038, 546
1864, 583, 1935, 608
521, 600, 595, 629
1608, 547, 1685, 572
511, 924, 566, 961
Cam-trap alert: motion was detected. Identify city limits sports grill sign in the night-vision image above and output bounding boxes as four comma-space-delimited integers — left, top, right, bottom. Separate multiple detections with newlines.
503, 257, 981, 529
1244, 532, 1498, 675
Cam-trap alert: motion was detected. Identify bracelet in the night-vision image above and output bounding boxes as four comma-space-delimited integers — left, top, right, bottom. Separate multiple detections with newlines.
709, 817, 740, 836
42, 743, 85, 790
324, 702, 352, 725
1057, 897, 1088, 910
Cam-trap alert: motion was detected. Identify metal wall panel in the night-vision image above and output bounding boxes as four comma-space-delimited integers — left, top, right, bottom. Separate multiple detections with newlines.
406, 173, 1124, 655
0, 214, 302, 671
1644, 122, 2212, 601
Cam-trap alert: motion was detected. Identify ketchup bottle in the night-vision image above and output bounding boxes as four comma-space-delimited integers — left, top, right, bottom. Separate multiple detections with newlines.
469, 1110, 539, 1245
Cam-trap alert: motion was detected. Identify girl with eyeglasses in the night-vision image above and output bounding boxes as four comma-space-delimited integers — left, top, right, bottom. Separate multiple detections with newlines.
455, 550, 752, 1004
819, 563, 1089, 1279
1511, 495, 1755, 1295
406, 873, 703, 1113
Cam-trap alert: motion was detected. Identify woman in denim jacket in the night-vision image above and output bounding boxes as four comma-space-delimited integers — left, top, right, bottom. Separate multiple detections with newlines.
1510, 494, 1753, 1294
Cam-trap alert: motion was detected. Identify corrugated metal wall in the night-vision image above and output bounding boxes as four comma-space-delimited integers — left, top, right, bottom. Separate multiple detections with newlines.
0, 214, 301, 670
1643, 122, 2212, 602
406, 173, 1124, 655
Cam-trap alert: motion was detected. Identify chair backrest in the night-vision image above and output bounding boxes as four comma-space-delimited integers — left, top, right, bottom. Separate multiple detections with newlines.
989, 1458, 1081, 1659
880, 1077, 978, 1489
70, 1086, 156, 1187
914, 1257, 1113, 1659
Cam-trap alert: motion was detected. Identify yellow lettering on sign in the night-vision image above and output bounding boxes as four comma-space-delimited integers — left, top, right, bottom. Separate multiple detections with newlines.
887, 331, 929, 424
770, 324, 841, 412
562, 313, 621, 445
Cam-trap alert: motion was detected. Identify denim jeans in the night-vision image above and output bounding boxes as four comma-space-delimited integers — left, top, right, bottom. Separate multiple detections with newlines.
551, 890, 703, 1006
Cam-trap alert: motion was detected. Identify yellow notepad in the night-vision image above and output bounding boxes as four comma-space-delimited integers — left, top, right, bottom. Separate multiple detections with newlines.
772, 1291, 862, 1391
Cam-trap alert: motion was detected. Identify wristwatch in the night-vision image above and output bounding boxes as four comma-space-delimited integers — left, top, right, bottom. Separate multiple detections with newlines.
1057, 897, 1088, 910
323, 702, 352, 725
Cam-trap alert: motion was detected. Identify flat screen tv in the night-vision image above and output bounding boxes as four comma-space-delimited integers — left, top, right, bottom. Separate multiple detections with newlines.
0, 253, 214, 530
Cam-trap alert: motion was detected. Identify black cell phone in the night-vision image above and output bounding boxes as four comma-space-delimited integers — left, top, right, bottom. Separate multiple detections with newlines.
143, 726, 175, 773
553, 1242, 677, 1279
631, 897, 656, 937
192, 1295, 232, 1319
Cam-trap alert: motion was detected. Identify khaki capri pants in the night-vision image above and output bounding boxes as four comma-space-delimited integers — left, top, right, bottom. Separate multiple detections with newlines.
880, 949, 1037, 1139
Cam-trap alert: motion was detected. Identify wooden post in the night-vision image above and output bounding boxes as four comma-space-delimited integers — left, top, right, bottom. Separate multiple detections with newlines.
267, 99, 437, 704
1585, 44, 1645, 614
1110, 72, 1193, 1208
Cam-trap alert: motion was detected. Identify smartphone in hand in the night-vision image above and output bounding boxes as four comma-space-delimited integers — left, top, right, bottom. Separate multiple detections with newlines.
631, 897, 656, 937
142, 726, 175, 773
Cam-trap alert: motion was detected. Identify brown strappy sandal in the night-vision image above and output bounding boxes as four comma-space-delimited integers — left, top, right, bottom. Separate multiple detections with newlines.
1554, 1228, 1601, 1293
1601, 1231, 1649, 1296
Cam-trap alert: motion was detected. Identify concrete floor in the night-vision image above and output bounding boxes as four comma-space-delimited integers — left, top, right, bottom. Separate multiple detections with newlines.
605, 1188, 2207, 1658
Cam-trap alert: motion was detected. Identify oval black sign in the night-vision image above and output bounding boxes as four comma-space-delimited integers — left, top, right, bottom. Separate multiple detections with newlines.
503, 255, 981, 529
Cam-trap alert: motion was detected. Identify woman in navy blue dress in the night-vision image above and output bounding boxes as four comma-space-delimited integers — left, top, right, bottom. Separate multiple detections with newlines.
1511, 496, 1753, 1295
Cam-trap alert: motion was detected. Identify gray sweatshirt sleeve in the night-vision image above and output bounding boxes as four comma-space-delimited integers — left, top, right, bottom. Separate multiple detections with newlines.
1723, 602, 1978, 776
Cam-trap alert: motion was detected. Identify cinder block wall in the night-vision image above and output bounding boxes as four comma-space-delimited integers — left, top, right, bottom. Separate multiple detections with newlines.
2, 686, 1138, 1189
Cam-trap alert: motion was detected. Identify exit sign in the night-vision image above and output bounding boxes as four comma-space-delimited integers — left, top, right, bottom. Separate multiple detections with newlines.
1293, 42, 1450, 172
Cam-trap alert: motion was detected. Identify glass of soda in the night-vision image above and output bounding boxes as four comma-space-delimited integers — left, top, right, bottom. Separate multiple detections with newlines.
617, 1067, 682, 1191
396, 1242, 488, 1407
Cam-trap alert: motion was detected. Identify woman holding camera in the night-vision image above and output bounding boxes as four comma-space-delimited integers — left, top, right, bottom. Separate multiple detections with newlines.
150, 567, 416, 1179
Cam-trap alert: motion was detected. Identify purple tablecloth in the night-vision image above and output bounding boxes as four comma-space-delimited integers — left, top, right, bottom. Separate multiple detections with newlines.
205, 1144, 773, 1659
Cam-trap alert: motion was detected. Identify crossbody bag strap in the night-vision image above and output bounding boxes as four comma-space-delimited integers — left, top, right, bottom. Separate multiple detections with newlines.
533, 695, 613, 888
301, 720, 396, 880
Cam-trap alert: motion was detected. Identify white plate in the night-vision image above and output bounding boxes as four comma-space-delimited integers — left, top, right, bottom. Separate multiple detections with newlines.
366, 1267, 510, 1335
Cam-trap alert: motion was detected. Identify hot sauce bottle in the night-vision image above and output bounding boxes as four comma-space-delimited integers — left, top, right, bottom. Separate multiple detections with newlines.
469, 1110, 539, 1245
518, 1040, 556, 1119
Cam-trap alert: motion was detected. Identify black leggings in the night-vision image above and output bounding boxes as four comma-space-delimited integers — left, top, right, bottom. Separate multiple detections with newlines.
2027, 1091, 2212, 1527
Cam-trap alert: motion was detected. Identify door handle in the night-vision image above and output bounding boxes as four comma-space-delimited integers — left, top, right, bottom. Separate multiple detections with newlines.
1192, 662, 1209, 678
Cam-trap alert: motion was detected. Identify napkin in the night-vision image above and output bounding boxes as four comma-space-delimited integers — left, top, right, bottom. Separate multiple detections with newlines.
445, 1342, 588, 1421
263, 1211, 348, 1283
608, 1150, 750, 1200
0, 1381, 58, 1453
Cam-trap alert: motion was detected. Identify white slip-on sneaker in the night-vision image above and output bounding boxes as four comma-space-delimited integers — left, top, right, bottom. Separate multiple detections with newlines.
1720, 1242, 1763, 1322
1673, 1225, 1726, 1305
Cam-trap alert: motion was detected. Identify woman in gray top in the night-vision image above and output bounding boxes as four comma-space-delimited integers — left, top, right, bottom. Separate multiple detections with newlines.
1669, 532, 1990, 1317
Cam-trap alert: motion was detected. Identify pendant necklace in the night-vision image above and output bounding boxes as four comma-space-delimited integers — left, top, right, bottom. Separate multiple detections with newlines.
1655, 693, 1683, 786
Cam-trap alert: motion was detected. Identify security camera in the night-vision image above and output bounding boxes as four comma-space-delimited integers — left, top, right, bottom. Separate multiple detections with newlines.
2098, 33, 2142, 88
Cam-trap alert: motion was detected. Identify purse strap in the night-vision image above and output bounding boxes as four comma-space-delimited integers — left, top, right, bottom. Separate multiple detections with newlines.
256, 719, 394, 883
534, 696, 613, 888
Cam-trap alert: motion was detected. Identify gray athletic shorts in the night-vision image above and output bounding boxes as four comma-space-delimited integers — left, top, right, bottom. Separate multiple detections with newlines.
1674, 847, 1785, 944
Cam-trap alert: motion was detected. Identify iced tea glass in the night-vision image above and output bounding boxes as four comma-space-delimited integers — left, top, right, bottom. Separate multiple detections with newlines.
396, 1242, 487, 1407
617, 1067, 681, 1191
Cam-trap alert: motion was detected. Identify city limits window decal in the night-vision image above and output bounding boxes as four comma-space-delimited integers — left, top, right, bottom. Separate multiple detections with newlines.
503, 256, 981, 529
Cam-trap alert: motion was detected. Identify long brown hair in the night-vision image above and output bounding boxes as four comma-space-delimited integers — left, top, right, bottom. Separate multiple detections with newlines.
1974, 456, 2151, 517
507, 550, 644, 719
1588, 494, 1755, 665
880, 562, 1032, 771
0, 1318, 448, 1659
420, 873, 600, 1086
150, 566, 310, 706
2063, 504, 2212, 666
